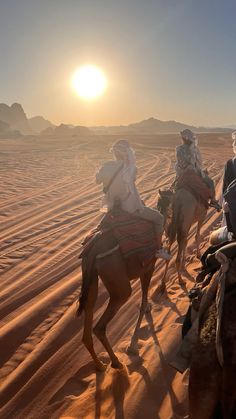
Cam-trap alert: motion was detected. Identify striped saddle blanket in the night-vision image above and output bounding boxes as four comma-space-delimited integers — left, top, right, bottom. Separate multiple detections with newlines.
80, 209, 156, 263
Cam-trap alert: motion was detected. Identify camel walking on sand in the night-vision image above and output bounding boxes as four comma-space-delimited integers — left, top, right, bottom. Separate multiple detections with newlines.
189, 257, 236, 418
157, 188, 207, 286
77, 235, 157, 370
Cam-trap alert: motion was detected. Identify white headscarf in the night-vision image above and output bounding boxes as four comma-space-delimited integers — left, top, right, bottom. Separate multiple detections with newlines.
110, 139, 136, 182
180, 129, 202, 172
180, 129, 196, 145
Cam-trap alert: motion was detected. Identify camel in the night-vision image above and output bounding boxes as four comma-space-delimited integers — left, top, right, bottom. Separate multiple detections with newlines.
189, 257, 236, 418
76, 231, 157, 370
157, 188, 207, 285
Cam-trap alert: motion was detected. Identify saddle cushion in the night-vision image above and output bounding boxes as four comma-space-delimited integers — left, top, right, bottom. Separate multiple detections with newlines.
177, 168, 212, 207
80, 209, 156, 263
103, 209, 156, 261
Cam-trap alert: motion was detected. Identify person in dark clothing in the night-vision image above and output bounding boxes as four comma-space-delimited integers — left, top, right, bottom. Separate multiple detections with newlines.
222, 132, 236, 234
223, 132, 236, 193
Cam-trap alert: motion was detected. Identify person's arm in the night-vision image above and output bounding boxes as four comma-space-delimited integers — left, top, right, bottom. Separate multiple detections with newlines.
223, 160, 231, 193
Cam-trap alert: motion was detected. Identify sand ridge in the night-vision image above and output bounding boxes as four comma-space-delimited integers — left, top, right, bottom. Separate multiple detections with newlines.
0, 133, 232, 418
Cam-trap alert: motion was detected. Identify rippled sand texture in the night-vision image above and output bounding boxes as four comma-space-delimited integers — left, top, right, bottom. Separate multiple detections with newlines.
0, 133, 232, 419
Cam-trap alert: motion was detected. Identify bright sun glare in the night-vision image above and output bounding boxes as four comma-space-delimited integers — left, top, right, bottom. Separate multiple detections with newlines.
72, 65, 107, 100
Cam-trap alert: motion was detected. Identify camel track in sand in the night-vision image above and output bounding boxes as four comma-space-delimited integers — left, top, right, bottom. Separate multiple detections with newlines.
0, 134, 232, 419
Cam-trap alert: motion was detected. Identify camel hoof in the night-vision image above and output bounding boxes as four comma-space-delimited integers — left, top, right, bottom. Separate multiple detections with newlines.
111, 359, 123, 369
95, 361, 107, 372
127, 344, 139, 355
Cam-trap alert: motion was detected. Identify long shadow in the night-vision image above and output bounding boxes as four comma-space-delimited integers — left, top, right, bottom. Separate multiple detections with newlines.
95, 369, 106, 419
125, 308, 184, 417
145, 309, 182, 414
95, 366, 130, 419
152, 289, 182, 316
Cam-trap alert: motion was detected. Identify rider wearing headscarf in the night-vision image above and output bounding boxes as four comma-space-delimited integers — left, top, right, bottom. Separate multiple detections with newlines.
175, 129, 220, 210
222, 131, 236, 235
96, 139, 171, 260
223, 131, 236, 193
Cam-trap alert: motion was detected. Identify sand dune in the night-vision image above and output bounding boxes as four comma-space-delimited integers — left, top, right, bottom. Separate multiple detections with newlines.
0, 133, 232, 418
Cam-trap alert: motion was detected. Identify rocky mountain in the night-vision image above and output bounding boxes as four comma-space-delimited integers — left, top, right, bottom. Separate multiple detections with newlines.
28, 116, 55, 133
0, 120, 10, 133
41, 123, 92, 137
92, 117, 232, 135
0, 103, 33, 134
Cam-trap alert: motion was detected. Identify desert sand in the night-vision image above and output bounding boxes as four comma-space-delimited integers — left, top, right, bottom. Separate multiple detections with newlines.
0, 133, 233, 419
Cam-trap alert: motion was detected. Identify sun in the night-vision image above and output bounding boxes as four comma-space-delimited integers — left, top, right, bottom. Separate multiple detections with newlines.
71, 65, 107, 100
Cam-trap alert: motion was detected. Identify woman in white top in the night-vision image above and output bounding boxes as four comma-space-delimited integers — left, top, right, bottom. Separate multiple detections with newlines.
96, 139, 171, 260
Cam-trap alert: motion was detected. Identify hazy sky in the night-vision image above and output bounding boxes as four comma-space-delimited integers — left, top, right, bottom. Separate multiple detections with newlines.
0, 0, 236, 126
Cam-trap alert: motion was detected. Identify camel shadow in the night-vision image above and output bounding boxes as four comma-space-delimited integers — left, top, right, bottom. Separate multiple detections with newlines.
95, 366, 130, 419
125, 308, 182, 417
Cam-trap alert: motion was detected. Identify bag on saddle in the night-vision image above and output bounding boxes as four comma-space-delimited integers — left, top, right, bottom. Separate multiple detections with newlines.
176, 168, 212, 207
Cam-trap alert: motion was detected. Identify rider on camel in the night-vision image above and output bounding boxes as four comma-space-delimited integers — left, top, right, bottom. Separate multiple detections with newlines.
175, 129, 221, 211
96, 139, 171, 260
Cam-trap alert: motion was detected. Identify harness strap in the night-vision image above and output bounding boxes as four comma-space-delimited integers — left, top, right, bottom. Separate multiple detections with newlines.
103, 162, 124, 194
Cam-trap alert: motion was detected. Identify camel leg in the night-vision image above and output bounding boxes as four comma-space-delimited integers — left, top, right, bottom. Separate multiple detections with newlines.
127, 270, 153, 354
93, 280, 132, 368
82, 276, 106, 371
180, 236, 188, 273
176, 236, 187, 284
159, 243, 173, 293
195, 219, 204, 259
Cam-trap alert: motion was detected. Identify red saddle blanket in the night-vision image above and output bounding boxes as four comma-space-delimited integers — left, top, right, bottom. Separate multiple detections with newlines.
177, 168, 212, 207
80, 209, 157, 263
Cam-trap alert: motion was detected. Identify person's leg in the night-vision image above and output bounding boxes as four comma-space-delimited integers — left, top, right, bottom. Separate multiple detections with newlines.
136, 206, 171, 260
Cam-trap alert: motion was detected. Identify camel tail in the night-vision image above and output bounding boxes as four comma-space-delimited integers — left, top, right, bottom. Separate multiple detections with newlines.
76, 256, 97, 316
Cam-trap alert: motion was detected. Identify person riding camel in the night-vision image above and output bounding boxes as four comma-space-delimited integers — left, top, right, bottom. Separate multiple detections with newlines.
96, 139, 171, 260
175, 129, 221, 211
221, 131, 236, 233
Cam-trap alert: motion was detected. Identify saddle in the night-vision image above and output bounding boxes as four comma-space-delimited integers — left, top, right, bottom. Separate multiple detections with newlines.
79, 206, 157, 264
176, 168, 212, 208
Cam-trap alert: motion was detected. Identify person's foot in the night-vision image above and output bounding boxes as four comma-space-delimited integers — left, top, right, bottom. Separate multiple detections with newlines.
156, 247, 171, 260
209, 199, 221, 212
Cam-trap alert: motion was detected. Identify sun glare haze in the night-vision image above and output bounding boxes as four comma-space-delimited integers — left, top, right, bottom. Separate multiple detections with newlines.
71, 65, 107, 100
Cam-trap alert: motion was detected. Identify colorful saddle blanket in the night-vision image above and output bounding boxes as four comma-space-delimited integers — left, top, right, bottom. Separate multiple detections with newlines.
80, 208, 157, 263
176, 168, 212, 207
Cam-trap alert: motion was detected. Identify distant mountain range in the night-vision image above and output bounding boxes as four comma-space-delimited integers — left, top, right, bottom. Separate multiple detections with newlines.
0, 103, 234, 137
91, 117, 233, 135
0, 103, 92, 137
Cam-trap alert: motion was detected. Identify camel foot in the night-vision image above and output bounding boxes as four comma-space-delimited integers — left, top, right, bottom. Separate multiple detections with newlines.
111, 358, 123, 369
127, 344, 139, 355
95, 360, 107, 372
